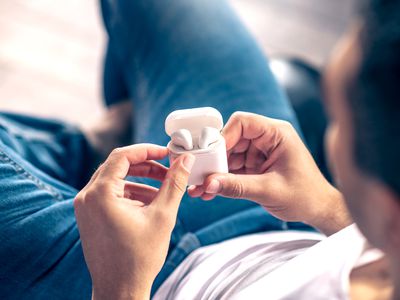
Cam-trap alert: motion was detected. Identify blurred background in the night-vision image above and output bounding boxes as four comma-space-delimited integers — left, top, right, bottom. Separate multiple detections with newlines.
0, 0, 354, 127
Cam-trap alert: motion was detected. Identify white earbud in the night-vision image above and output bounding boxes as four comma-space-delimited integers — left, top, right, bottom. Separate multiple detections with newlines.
198, 126, 220, 149
171, 128, 193, 150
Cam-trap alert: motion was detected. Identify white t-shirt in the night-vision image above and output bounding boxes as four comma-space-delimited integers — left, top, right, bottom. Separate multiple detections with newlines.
154, 224, 383, 300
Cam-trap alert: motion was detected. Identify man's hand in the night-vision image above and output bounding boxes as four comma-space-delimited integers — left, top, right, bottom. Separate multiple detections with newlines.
189, 112, 351, 235
74, 144, 195, 300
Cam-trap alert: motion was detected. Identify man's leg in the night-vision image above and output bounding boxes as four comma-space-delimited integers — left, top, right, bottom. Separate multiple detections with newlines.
0, 113, 94, 189
0, 123, 91, 299
100, 0, 301, 232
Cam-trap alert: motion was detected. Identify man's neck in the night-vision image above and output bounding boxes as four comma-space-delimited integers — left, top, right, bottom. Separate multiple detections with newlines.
350, 257, 393, 300
391, 259, 400, 300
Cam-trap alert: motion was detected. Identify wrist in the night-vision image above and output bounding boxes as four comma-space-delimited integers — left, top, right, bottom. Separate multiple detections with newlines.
92, 281, 151, 300
306, 184, 353, 236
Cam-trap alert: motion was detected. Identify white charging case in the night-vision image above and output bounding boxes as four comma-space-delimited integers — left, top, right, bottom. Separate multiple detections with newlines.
165, 107, 228, 186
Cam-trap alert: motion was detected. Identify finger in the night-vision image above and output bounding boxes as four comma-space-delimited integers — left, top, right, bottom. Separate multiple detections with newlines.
222, 112, 265, 151
124, 182, 158, 204
155, 154, 195, 209
231, 139, 250, 154
202, 172, 265, 200
229, 168, 249, 175
228, 153, 245, 171
99, 144, 169, 181
187, 185, 205, 198
128, 161, 168, 181
200, 193, 217, 201
222, 112, 283, 154
244, 143, 266, 172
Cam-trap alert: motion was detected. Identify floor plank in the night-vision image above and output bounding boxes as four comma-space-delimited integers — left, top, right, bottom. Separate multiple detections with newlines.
0, 0, 105, 125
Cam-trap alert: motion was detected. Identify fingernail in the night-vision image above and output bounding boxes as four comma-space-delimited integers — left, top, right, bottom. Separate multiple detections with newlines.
206, 179, 221, 194
183, 154, 195, 172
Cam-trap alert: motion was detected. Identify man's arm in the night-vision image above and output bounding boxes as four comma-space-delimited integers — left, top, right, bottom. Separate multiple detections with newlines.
189, 112, 352, 236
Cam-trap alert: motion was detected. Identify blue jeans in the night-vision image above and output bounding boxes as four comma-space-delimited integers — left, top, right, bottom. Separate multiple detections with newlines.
0, 0, 307, 299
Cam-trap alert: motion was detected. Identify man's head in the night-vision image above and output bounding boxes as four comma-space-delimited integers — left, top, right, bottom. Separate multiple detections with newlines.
325, 0, 400, 258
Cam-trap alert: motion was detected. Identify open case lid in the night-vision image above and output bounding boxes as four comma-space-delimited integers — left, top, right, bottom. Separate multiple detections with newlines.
165, 107, 223, 137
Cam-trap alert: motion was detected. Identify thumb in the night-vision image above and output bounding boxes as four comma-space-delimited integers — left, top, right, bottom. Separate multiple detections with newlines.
203, 173, 262, 200
155, 154, 195, 209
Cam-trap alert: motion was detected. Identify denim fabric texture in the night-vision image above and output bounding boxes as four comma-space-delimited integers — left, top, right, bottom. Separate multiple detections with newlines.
0, 0, 309, 299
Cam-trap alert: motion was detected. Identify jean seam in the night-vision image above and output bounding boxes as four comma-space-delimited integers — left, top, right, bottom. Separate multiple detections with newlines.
0, 151, 64, 202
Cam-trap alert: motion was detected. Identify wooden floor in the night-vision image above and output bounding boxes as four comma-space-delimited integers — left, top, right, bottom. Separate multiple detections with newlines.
0, 0, 355, 126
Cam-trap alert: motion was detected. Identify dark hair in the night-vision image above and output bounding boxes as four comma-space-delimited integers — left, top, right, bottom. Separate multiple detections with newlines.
347, 0, 400, 195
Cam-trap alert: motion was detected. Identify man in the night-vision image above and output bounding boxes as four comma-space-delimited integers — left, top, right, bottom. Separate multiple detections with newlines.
75, 0, 400, 299
1, 0, 399, 300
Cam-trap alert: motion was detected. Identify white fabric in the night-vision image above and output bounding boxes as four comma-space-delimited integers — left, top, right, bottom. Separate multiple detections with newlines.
153, 224, 383, 300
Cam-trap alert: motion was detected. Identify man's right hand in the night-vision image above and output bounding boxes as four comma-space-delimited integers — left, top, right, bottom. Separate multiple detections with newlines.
188, 112, 352, 235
